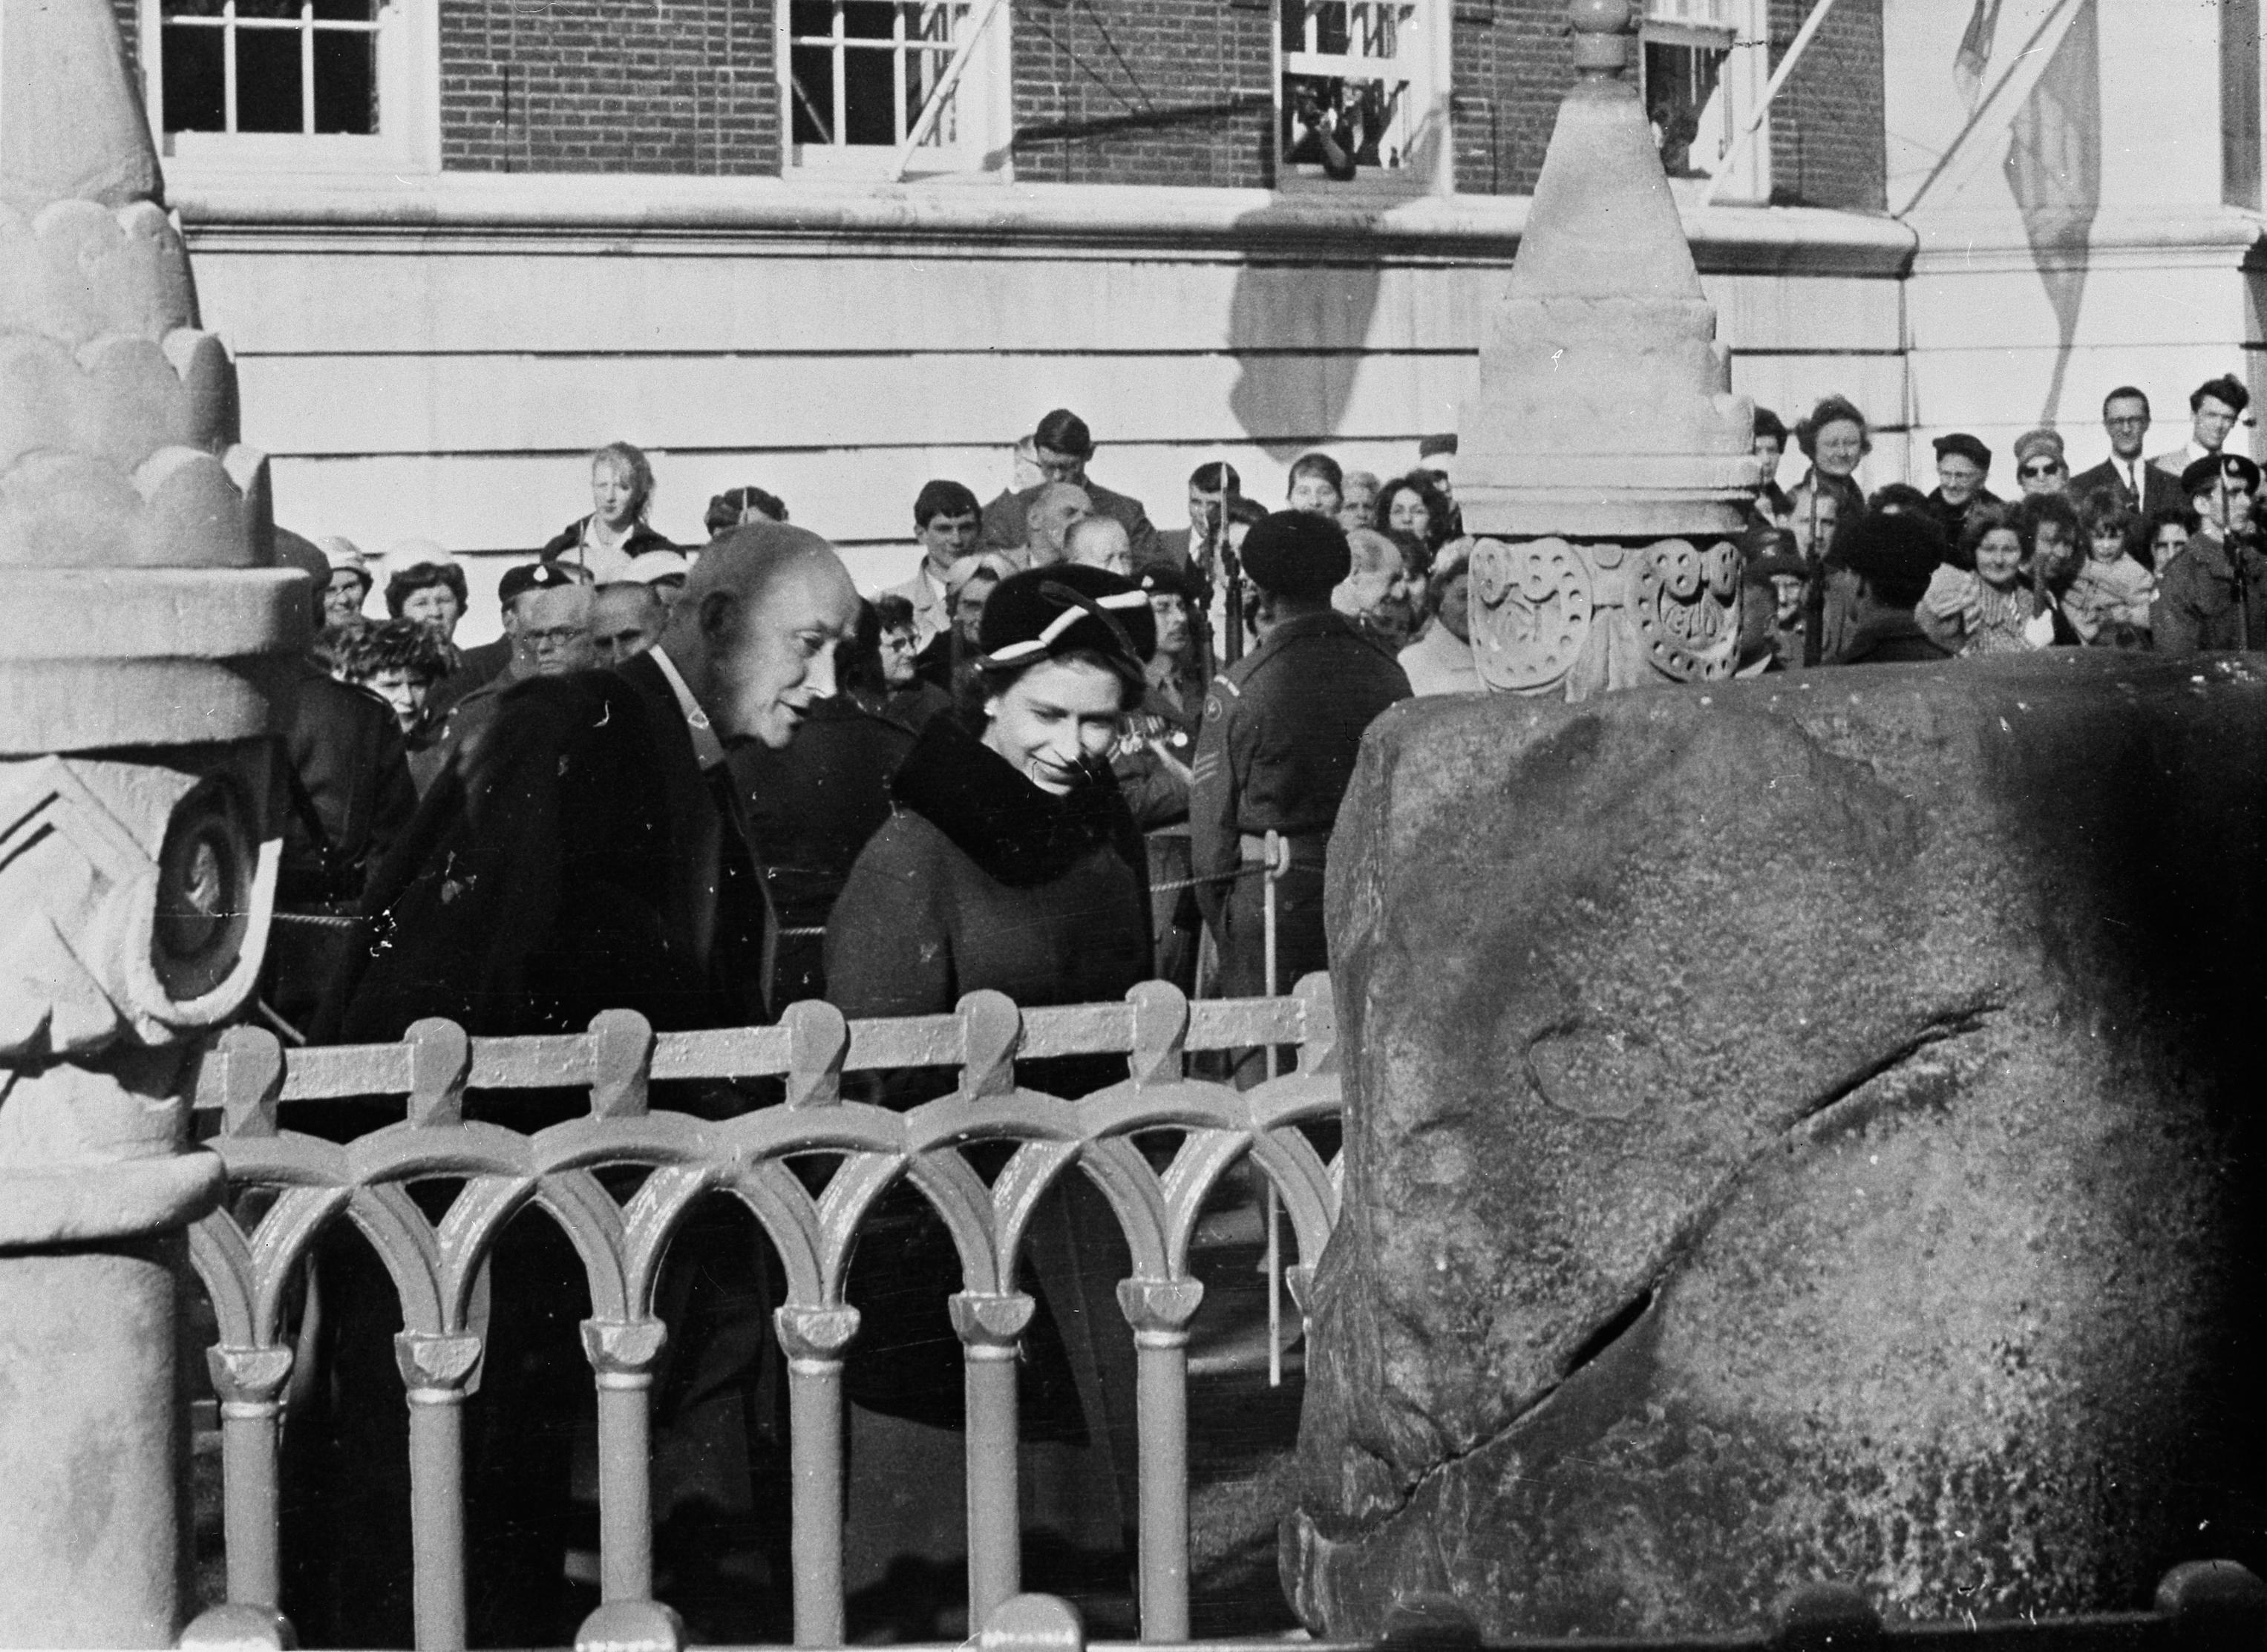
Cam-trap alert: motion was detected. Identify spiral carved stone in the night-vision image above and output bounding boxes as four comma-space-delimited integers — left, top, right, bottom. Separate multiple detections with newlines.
1470, 537, 1593, 694
1632, 537, 1742, 683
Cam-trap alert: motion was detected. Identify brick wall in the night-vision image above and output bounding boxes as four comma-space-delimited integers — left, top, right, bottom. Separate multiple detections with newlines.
1448, 0, 1569, 196
1010, 0, 1275, 187
440, 0, 776, 174
1767, 0, 1886, 210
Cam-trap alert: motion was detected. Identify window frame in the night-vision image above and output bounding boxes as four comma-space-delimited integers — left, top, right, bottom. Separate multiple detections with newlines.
776, 0, 1015, 182
1272, 0, 1453, 197
137, 0, 441, 177
1640, 0, 1771, 204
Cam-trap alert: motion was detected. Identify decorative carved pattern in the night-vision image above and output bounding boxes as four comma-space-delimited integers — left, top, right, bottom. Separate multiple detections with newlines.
1632, 537, 1742, 683
1469, 536, 1593, 693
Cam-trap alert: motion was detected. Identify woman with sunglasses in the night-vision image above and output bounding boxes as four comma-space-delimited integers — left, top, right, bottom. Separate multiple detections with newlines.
2011, 427, 2071, 498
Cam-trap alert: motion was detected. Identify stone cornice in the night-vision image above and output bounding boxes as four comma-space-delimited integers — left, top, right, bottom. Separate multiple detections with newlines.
166, 170, 1917, 277
1906, 206, 2267, 275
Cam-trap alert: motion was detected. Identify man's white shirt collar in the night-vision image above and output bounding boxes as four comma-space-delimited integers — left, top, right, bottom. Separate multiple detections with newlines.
650, 645, 727, 770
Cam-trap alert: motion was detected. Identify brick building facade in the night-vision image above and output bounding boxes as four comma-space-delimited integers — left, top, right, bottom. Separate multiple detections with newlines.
120, 0, 1885, 203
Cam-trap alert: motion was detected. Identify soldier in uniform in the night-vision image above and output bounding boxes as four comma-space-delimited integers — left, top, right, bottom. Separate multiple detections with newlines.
1189, 511, 1410, 1055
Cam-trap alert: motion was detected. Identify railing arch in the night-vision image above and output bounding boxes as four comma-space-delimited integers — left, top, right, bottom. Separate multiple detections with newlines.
186, 975, 1344, 1652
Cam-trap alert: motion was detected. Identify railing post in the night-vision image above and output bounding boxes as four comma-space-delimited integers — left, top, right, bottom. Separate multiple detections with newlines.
204, 1344, 295, 1609
952, 1291, 1036, 1630
578, 1317, 667, 1602
776, 1302, 860, 1649
393, 1331, 483, 1652
1115, 1278, 1204, 1641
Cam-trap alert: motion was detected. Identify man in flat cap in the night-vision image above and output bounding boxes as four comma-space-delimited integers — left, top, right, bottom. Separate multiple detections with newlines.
981, 407, 1159, 566
1827, 511, 1953, 665
2071, 387, 2184, 555
1925, 433, 2000, 549
2156, 453, 2267, 652
1189, 511, 1408, 1073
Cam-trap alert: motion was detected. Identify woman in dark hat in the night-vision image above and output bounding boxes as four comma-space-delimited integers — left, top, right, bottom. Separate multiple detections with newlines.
821, 565, 1157, 1627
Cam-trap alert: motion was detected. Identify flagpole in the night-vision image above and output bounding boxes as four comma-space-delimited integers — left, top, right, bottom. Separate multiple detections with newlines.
1701, 0, 1843, 209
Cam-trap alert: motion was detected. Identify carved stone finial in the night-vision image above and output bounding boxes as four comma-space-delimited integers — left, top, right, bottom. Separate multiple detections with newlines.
1567, 0, 1636, 77
1453, 0, 1759, 699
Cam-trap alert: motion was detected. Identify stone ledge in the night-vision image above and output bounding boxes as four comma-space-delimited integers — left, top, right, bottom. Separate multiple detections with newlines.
167, 172, 1916, 278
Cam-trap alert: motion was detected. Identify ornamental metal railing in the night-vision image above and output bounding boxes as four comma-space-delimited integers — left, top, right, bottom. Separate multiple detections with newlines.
186, 975, 1342, 1652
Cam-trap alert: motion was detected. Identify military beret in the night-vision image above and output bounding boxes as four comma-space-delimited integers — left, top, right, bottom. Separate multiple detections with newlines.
978, 563, 1155, 672
2182, 453, 2262, 496
2012, 427, 2066, 467
1240, 510, 1350, 598
1837, 510, 1945, 585
1932, 432, 1992, 470
1744, 550, 1809, 585
499, 560, 587, 603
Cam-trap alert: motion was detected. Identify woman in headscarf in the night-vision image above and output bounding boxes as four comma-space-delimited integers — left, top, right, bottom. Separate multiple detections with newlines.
822, 566, 1158, 1629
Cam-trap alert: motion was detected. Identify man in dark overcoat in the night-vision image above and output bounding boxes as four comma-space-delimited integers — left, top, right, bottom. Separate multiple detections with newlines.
289, 524, 863, 1647
1188, 511, 1410, 1078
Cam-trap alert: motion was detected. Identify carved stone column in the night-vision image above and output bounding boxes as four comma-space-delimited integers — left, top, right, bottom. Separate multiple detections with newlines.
0, 0, 303, 1640
1456, 0, 1759, 701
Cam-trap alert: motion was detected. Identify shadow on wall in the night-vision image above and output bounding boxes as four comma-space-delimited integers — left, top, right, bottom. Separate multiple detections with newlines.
1221, 108, 1465, 459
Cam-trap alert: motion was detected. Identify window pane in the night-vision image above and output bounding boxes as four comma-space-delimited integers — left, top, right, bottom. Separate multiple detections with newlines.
235, 26, 304, 131
841, 39, 894, 143
313, 28, 377, 131
788, 0, 831, 39
906, 50, 955, 145
789, 45, 834, 143
160, 24, 226, 131
1315, 1, 1349, 53
1280, 0, 1303, 51
905, 1, 955, 45
310, 0, 376, 19
161, 0, 229, 19
235, 0, 303, 20
841, 0, 893, 40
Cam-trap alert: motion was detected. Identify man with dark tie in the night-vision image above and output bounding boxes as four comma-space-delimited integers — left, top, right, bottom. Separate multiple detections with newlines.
2070, 386, 2184, 563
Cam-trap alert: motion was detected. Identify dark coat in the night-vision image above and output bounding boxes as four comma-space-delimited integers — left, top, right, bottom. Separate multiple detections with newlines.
538, 517, 677, 564
730, 694, 917, 1006
821, 711, 1150, 1446
1923, 485, 2002, 555
277, 662, 417, 908
1830, 611, 1956, 665
981, 477, 1158, 565
322, 651, 771, 1042
2070, 459, 2185, 563
425, 635, 509, 722
2154, 533, 2267, 653
825, 711, 1150, 1043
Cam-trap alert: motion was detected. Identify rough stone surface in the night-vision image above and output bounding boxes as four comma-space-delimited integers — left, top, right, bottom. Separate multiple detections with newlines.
1288, 652, 2267, 1637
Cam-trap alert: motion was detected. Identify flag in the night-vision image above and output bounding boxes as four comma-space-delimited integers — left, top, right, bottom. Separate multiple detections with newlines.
2004, 0, 2099, 420
1954, 0, 2002, 112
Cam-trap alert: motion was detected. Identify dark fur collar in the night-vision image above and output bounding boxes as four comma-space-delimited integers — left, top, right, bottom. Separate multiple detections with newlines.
891, 712, 1125, 888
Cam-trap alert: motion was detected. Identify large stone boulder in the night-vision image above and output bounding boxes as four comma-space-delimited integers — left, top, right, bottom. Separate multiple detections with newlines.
1286, 652, 2267, 1637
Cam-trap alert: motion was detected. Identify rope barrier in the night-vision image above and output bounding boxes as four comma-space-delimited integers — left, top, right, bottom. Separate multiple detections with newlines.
272, 910, 368, 931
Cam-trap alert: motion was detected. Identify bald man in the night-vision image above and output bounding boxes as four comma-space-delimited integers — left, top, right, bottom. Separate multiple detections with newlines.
1023, 479, 1090, 567
298, 524, 860, 1646
1064, 511, 1134, 574
326, 519, 862, 1040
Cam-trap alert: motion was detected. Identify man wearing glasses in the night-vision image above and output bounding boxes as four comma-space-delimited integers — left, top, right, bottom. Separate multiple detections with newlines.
2071, 387, 2183, 559
980, 406, 1159, 567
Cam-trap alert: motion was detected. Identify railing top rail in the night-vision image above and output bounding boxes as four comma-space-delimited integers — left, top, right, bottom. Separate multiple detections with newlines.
191, 977, 1332, 1112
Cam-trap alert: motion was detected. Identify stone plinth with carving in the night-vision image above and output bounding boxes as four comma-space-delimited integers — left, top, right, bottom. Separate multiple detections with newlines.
1456, 0, 1757, 701
0, 0, 303, 1642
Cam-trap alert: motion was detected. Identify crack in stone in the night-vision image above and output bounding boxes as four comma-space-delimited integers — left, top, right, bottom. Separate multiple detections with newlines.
1347, 994, 2005, 1531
